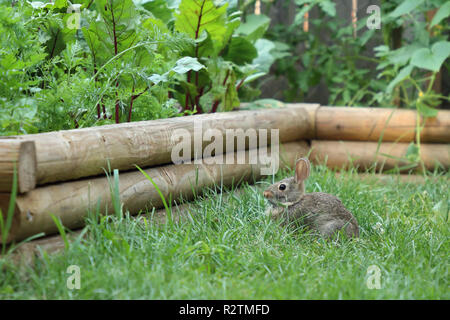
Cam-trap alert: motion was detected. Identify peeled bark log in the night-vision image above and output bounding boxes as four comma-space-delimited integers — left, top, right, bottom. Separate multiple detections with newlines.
420, 111, 450, 142
315, 107, 417, 142
7, 230, 82, 266
6, 187, 251, 264
285, 103, 320, 138
310, 140, 449, 172
0, 140, 36, 193
0, 141, 309, 244
313, 106, 450, 143
0, 107, 313, 186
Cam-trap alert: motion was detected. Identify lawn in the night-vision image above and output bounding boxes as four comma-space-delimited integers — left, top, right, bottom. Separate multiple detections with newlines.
0, 166, 448, 299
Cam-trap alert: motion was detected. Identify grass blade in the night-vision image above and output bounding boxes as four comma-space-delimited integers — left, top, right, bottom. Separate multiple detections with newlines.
50, 214, 69, 250
135, 165, 173, 227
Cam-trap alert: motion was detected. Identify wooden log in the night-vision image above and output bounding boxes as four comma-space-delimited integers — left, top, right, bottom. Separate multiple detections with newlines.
0, 107, 313, 186
420, 111, 450, 142
6, 187, 254, 265
7, 230, 82, 266
314, 106, 450, 143
310, 140, 449, 172
285, 103, 320, 138
0, 140, 36, 193
0, 141, 309, 244
315, 106, 416, 142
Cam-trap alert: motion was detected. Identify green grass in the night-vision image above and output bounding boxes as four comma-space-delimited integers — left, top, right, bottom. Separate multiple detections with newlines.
0, 166, 448, 299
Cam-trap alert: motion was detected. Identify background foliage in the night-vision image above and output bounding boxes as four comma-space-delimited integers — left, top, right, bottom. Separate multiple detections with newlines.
0, 0, 284, 134
0, 0, 449, 136
263, 0, 450, 111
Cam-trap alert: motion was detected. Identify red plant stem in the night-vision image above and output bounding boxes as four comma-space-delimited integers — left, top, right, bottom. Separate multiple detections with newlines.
222, 70, 230, 86
194, 1, 205, 56
195, 87, 204, 114
50, 29, 60, 59
236, 77, 246, 91
185, 71, 192, 111
93, 64, 101, 119
96, 103, 101, 119
86, 0, 94, 9
115, 92, 120, 123
110, 6, 118, 56
128, 84, 135, 122
192, 1, 205, 112
211, 100, 220, 113
102, 100, 107, 119
68, 111, 79, 128
128, 86, 149, 122
110, 3, 120, 123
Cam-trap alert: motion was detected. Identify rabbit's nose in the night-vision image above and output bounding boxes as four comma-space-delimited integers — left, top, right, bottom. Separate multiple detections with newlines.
263, 191, 273, 198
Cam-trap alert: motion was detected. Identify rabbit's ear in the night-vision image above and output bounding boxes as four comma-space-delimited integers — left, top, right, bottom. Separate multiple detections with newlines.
295, 158, 310, 183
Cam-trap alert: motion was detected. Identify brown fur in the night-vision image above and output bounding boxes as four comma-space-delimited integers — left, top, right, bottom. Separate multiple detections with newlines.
264, 158, 359, 239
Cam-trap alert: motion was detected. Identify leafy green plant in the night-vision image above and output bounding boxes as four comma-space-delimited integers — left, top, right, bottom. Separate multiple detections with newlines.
0, 0, 281, 134
149, 0, 283, 114
0, 2, 46, 135
265, 0, 449, 110
266, 0, 382, 105
375, 0, 450, 170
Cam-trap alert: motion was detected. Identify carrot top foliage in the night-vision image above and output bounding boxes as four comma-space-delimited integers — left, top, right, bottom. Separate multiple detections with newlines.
0, 0, 285, 135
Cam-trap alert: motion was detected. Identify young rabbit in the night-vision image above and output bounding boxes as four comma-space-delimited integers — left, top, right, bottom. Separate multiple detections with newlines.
263, 158, 359, 239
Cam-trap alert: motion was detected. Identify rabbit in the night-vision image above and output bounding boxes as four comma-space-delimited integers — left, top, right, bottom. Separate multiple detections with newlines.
263, 158, 359, 239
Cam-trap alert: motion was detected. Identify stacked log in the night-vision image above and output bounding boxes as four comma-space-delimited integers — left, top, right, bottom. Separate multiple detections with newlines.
0, 106, 312, 188
310, 140, 449, 172
285, 104, 450, 143
284, 104, 450, 172
1, 103, 449, 248
0, 141, 309, 243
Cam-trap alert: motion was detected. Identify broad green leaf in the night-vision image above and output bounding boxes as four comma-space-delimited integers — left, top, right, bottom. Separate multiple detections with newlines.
138, 0, 175, 23
416, 101, 438, 118
29, 1, 51, 9
95, 0, 141, 56
243, 99, 285, 109
195, 30, 215, 57
199, 86, 222, 112
269, 41, 290, 60
411, 41, 450, 72
175, 0, 228, 49
235, 14, 270, 42
172, 56, 205, 74
222, 70, 239, 111
53, 0, 69, 9
389, 0, 424, 18
242, 72, 266, 84
148, 72, 169, 84
224, 36, 257, 65
386, 64, 413, 93
430, 2, 450, 27
252, 38, 275, 73
377, 44, 422, 67
223, 15, 241, 47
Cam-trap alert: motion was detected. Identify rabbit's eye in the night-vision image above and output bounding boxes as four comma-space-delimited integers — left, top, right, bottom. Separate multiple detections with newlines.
279, 183, 286, 191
